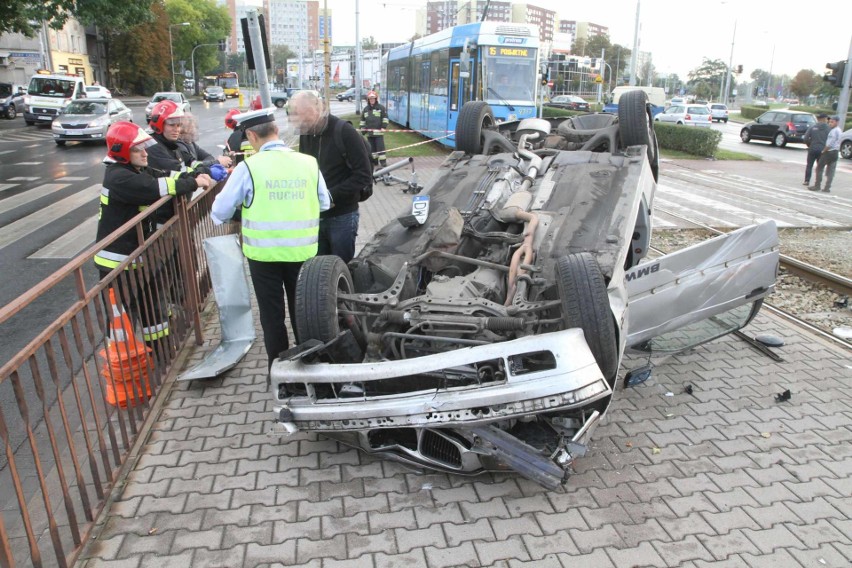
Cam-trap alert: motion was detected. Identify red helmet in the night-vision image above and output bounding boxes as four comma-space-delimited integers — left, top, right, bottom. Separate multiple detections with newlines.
106, 122, 155, 163
225, 108, 241, 130
148, 100, 184, 134
367, 90, 377, 99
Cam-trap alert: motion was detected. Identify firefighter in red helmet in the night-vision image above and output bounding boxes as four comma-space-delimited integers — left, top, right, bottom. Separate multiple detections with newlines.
360, 90, 388, 169
94, 122, 213, 354
224, 107, 253, 165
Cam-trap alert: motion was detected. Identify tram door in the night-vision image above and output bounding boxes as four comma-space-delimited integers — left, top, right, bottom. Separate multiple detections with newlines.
448, 58, 475, 144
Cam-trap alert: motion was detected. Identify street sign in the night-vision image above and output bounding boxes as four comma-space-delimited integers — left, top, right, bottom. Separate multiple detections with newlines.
594, 75, 603, 84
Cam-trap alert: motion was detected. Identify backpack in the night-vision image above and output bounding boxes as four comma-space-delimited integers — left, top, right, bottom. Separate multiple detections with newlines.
332, 119, 374, 202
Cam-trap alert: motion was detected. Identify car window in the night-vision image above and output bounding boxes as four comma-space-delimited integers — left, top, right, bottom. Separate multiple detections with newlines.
758, 112, 775, 123
65, 101, 106, 114
688, 106, 710, 115
792, 114, 815, 124
671, 106, 684, 114
711, 104, 726, 110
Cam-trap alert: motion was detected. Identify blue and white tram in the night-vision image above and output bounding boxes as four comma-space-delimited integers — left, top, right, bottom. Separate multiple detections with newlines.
381, 22, 540, 148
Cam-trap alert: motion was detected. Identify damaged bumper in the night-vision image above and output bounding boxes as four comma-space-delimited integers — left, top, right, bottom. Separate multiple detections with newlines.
270, 329, 613, 488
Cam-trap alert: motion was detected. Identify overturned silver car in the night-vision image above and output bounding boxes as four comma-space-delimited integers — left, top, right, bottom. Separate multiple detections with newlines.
271, 91, 779, 489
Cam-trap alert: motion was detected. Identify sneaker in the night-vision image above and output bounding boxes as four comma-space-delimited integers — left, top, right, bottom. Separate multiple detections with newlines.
822, 188, 831, 193
802, 181, 809, 186
807, 186, 821, 191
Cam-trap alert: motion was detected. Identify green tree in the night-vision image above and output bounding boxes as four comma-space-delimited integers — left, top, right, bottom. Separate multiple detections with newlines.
790, 69, 822, 99
1, 0, 77, 36
688, 58, 727, 95
361, 35, 378, 50
111, 1, 171, 94
165, 0, 231, 81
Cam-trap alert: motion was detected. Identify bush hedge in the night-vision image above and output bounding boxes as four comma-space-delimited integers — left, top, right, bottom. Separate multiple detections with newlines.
739, 105, 770, 119
653, 122, 722, 157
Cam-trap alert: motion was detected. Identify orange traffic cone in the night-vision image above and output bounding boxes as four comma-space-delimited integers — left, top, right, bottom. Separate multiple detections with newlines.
98, 287, 153, 407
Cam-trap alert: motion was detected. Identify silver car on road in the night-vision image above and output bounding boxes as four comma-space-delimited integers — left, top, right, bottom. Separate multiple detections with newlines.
50, 98, 132, 145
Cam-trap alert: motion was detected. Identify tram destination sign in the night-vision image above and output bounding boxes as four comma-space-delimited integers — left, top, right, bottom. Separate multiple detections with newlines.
488, 47, 530, 57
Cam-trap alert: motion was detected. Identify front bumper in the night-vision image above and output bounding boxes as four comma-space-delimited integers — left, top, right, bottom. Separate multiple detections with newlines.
25, 108, 61, 123
272, 329, 611, 431
53, 125, 108, 141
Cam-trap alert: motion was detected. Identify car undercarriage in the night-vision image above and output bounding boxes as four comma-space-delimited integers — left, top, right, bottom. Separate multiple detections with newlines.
269, 92, 778, 489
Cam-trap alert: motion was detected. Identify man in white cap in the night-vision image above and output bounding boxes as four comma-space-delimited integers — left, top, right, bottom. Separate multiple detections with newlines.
211, 107, 331, 369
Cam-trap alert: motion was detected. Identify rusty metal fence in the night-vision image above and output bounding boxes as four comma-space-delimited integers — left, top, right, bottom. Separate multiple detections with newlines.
0, 186, 235, 567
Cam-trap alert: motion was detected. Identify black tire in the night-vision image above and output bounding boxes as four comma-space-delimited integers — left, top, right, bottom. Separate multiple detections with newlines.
841, 140, 852, 160
556, 253, 618, 381
455, 101, 494, 155
274, 99, 286, 108
618, 89, 659, 182
740, 129, 751, 143
6, 106, 15, 120
723, 118, 728, 123
772, 132, 787, 148
295, 256, 363, 361
55, 140, 66, 146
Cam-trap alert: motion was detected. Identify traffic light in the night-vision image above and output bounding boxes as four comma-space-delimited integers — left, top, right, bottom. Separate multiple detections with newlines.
218, 39, 226, 52
736, 64, 743, 74
824, 60, 846, 87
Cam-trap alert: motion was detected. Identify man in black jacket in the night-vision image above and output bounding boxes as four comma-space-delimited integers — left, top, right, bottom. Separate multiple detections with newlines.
289, 90, 372, 263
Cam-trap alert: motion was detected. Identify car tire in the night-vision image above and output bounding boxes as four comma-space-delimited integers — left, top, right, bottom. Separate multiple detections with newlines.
723, 118, 728, 123
556, 253, 618, 382
6, 106, 15, 120
55, 140, 66, 146
295, 255, 364, 363
841, 140, 852, 160
740, 129, 751, 143
274, 99, 286, 108
772, 132, 787, 148
455, 101, 495, 155
618, 89, 659, 182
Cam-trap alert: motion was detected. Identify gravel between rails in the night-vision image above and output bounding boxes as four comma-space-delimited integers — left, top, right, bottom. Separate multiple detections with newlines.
651, 227, 852, 341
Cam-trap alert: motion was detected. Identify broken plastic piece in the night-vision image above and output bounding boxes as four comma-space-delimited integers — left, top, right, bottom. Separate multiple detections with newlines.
774, 389, 791, 402
684, 384, 694, 395
624, 364, 652, 387
754, 334, 784, 347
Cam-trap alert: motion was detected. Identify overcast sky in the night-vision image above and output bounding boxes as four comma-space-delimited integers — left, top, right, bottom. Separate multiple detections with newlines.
319, 0, 851, 80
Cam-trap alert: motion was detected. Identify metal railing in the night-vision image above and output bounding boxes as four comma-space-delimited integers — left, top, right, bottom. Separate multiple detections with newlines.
0, 184, 234, 567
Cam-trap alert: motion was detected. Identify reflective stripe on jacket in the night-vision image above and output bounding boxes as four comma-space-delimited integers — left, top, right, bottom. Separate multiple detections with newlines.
241, 151, 320, 262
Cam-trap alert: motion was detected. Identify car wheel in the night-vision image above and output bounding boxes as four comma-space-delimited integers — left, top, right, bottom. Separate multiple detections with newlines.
740, 129, 751, 143
618, 89, 659, 182
772, 132, 787, 148
455, 101, 495, 155
556, 253, 618, 382
295, 256, 364, 363
6, 106, 15, 120
723, 118, 728, 123
841, 140, 852, 160
274, 99, 285, 108
55, 140, 66, 146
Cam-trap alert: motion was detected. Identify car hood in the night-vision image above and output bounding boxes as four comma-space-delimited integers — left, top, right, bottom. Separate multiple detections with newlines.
57, 114, 105, 124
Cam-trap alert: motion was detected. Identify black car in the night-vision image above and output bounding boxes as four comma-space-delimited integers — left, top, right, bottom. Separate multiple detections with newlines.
740, 110, 816, 147
544, 95, 590, 112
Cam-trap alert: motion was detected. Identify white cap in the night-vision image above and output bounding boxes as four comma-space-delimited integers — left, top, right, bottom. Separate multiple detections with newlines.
234, 107, 276, 129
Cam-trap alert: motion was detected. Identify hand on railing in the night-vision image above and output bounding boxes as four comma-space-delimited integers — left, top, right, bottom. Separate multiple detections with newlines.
195, 173, 215, 190
208, 164, 229, 182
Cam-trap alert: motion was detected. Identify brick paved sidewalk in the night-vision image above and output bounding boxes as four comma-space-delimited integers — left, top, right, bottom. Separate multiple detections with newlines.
76, 156, 852, 568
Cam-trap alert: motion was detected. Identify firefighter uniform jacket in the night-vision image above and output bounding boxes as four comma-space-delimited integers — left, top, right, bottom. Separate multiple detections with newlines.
94, 161, 197, 271
360, 102, 389, 136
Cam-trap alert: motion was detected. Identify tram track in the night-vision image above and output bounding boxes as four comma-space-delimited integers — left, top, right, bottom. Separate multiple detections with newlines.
651, 206, 852, 349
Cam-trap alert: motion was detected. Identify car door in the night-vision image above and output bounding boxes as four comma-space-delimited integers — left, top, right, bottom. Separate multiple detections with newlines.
751, 112, 776, 139
624, 221, 778, 352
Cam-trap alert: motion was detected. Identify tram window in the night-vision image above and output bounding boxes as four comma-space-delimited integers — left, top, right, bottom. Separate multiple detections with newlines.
450, 62, 459, 110
412, 54, 422, 92
431, 49, 449, 96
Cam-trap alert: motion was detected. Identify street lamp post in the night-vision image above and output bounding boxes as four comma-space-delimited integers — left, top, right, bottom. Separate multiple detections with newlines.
721, 20, 736, 104
191, 43, 218, 97
169, 22, 190, 91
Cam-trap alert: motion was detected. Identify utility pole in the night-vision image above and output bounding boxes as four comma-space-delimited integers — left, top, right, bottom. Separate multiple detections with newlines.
246, 10, 271, 108
629, 0, 640, 86
323, 0, 331, 106
721, 20, 736, 104
836, 35, 852, 130
355, 0, 363, 114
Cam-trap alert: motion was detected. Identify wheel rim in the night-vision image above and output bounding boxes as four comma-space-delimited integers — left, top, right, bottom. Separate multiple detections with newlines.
841, 142, 852, 159
741, 130, 749, 142
775, 134, 784, 145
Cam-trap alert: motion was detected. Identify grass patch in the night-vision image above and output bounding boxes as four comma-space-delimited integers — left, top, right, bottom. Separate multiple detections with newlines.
338, 113, 451, 158
660, 148, 761, 161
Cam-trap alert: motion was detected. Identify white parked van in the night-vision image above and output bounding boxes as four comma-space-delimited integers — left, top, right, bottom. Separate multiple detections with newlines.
604, 86, 666, 116
23, 73, 87, 126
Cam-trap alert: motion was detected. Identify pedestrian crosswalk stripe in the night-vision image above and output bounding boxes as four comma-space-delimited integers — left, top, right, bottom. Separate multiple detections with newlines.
8, 177, 39, 181
0, 183, 19, 193
15, 162, 43, 166
0, 184, 97, 250
0, 184, 68, 213
29, 215, 97, 259
56, 176, 88, 181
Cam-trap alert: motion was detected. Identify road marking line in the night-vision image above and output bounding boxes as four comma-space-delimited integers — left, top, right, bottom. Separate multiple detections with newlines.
8, 177, 39, 181
0, 183, 19, 193
0, 185, 98, 250
29, 215, 98, 259
56, 176, 89, 181
15, 162, 43, 165
0, 183, 69, 211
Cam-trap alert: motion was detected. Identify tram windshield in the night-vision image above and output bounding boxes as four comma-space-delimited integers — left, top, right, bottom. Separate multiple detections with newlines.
483, 46, 537, 102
